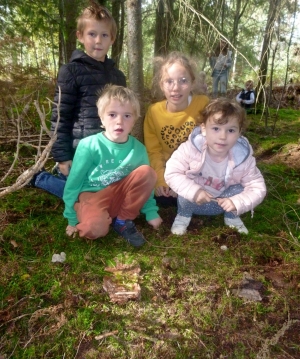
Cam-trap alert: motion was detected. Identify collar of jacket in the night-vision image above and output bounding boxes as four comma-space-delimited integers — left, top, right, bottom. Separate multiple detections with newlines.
70, 49, 115, 70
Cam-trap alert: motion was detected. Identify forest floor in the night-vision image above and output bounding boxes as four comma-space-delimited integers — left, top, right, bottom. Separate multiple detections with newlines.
261, 142, 300, 171
0, 94, 300, 358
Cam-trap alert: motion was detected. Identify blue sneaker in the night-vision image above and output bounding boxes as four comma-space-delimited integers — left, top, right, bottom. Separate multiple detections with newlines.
113, 219, 145, 247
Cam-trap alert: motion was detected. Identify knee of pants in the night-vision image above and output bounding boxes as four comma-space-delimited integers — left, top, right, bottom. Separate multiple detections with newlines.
135, 165, 157, 185
76, 212, 112, 240
88, 227, 110, 240
76, 221, 110, 240
137, 165, 157, 181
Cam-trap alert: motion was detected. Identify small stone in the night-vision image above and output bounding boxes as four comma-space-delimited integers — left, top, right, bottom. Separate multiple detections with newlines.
220, 245, 228, 251
51, 252, 66, 263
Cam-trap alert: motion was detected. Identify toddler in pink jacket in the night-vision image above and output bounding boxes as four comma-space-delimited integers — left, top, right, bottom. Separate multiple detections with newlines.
165, 98, 266, 235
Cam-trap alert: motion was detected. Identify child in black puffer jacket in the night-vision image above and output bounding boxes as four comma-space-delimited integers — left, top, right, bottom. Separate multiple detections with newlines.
31, 3, 126, 198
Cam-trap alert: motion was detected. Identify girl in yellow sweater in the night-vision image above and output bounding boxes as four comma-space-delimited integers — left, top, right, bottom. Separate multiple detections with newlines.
144, 51, 209, 206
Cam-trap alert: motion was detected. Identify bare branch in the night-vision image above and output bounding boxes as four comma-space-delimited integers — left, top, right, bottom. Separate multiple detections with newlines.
0, 87, 62, 198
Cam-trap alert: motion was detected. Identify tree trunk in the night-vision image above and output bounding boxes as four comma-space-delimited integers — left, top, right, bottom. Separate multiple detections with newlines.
257, 0, 281, 104
64, 0, 79, 62
154, 0, 173, 56
111, 0, 125, 67
231, 0, 248, 82
57, 0, 78, 66
58, 0, 66, 67
126, 0, 144, 142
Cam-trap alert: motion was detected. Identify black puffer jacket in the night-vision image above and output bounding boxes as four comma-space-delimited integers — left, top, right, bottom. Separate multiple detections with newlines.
50, 50, 126, 162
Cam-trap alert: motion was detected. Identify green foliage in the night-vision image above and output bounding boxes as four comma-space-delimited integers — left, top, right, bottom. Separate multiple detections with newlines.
2, 0, 300, 87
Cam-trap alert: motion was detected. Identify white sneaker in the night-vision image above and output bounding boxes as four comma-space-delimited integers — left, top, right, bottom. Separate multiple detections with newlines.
224, 217, 249, 234
171, 215, 191, 235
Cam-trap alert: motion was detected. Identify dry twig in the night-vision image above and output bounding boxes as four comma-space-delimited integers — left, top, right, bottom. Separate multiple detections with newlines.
0, 87, 61, 197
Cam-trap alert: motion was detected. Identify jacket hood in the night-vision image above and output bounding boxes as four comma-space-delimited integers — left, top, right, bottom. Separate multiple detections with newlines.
190, 126, 251, 168
69, 49, 115, 70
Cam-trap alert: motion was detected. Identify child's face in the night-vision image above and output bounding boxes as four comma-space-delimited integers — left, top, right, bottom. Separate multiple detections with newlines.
77, 19, 114, 62
101, 99, 136, 143
160, 63, 193, 112
201, 113, 241, 160
245, 82, 253, 90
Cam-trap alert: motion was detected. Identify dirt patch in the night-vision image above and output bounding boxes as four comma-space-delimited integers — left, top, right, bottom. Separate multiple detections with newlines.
261, 143, 300, 171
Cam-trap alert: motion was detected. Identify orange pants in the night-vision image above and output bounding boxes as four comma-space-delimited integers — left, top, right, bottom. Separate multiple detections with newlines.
74, 165, 157, 239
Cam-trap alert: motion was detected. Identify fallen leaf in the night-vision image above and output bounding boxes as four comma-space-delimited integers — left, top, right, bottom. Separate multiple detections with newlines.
10, 240, 18, 248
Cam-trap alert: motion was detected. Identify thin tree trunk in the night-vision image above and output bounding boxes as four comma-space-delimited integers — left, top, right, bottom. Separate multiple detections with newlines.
154, 0, 173, 56
231, 0, 248, 83
58, 0, 66, 67
126, 0, 144, 142
112, 0, 125, 67
257, 0, 281, 105
64, 0, 78, 62
272, 0, 298, 134
278, 0, 297, 108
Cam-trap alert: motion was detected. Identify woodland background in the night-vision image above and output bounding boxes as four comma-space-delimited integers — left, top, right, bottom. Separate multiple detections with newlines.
1, 0, 300, 110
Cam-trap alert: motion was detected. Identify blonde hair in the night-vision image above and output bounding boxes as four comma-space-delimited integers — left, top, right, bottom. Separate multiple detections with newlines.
77, 1, 117, 41
151, 51, 206, 100
200, 98, 247, 132
96, 85, 140, 120
245, 80, 254, 89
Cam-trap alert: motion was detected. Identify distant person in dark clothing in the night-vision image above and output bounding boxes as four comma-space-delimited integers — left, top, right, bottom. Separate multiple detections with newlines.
236, 80, 255, 111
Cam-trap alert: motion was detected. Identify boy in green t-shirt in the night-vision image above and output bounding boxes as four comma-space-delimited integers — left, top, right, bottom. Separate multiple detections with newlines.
63, 85, 162, 247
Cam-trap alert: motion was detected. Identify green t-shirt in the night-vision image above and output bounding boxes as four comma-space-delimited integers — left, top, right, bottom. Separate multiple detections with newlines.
63, 132, 159, 226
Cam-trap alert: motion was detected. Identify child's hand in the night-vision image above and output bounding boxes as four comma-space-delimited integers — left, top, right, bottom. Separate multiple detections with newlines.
148, 217, 163, 230
66, 225, 78, 237
216, 198, 236, 212
155, 186, 172, 197
168, 189, 178, 198
59, 160, 72, 176
194, 189, 213, 204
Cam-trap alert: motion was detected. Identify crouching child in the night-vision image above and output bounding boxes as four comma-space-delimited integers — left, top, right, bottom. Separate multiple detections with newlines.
165, 98, 266, 235
63, 85, 163, 247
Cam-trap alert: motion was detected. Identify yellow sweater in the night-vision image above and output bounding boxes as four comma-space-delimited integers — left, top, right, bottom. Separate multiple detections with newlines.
144, 95, 209, 189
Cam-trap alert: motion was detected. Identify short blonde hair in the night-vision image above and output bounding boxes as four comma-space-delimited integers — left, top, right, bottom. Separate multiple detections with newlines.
77, 2, 117, 41
200, 98, 247, 132
245, 80, 254, 89
96, 85, 140, 121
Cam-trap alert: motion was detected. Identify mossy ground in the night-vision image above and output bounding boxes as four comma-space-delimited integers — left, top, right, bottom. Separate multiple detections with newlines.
0, 109, 299, 359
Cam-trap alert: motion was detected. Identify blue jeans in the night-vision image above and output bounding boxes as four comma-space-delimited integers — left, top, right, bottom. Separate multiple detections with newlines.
177, 184, 244, 219
35, 171, 67, 198
212, 71, 228, 97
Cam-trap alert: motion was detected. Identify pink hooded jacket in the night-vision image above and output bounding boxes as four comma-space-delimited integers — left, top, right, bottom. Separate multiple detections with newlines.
165, 126, 266, 216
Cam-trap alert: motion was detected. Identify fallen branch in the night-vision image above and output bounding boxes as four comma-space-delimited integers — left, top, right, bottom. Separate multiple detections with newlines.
95, 330, 119, 341
256, 319, 299, 359
0, 87, 61, 198
0, 134, 57, 197
1, 101, 31, 182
